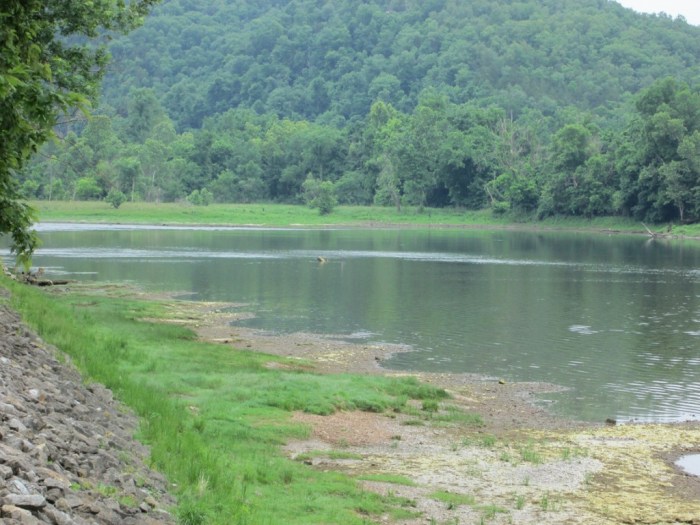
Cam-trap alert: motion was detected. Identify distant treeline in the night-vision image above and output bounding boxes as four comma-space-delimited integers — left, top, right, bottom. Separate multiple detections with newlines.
20, 78, 700, 223
18, 0, 700, 223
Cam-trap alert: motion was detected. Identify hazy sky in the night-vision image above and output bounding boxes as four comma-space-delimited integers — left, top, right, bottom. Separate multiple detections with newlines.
615, 0, 700, 25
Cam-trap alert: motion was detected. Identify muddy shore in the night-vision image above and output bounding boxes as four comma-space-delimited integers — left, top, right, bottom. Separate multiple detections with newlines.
184, 300, 700, 524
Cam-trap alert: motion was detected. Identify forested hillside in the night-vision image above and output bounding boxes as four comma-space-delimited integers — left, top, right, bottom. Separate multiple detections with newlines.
19, 0, 700, 224
101, 0, 700, 128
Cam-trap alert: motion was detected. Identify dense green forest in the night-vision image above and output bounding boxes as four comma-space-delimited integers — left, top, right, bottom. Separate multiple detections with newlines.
18, 0, 700, 223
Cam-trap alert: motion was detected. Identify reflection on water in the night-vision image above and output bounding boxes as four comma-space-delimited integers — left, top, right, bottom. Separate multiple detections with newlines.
3, 224, 700, 423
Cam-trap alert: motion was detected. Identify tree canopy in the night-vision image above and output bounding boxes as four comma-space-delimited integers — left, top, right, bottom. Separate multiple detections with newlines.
100, 0, 700, 129
0, 0, 158, 266
10, 0, 700, 228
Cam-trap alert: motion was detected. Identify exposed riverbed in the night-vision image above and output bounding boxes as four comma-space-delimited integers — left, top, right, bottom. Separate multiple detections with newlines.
179, 296, 700, 524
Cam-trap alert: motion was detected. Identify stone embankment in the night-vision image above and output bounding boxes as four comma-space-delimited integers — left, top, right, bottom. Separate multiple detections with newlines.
0, 297, 175, 525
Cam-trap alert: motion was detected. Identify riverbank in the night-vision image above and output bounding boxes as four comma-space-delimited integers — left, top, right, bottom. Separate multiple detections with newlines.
191, 299, 700, 524
4, 278, 700, 524
0, 288, 175, 525
30, 201, 700, 238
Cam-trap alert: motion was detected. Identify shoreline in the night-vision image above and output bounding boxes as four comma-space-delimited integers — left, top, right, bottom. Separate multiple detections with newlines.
5, 259, 700, 523
190, 301, 586, 433
158, 295, 700, 524
27, 199, 700, 240
4, 279, 700, 524
34, 217, 700, 241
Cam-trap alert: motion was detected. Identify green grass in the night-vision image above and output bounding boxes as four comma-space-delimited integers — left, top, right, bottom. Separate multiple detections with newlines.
519, 442, 543, 464
480, 434, 497, 447
429, 490, 477, 508
356, 473, 417, 486
478, 503, 508, 519
560, 446, 588, 460
294, 450, 364, 462
3, 277, 454, 525
460, 434, 498, 448
30, 200, 695, 236
431, 405, 484, 426
32, 201, 508, 227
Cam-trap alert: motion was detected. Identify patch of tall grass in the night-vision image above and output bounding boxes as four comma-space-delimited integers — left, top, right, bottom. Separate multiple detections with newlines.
4, 278, 458, 524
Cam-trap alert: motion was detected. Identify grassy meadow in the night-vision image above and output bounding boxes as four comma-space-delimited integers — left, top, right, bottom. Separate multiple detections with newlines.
32, 200, 502, 227
1, 278, 475, 525
30, 200, 699, 236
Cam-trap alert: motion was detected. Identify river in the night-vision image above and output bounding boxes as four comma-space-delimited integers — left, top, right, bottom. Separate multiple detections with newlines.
3, 223, 700, 423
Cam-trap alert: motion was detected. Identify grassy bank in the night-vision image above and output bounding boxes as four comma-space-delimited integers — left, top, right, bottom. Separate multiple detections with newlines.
32, 201, 503, 227
2, 278, 477, 525
31, 200, 698, 236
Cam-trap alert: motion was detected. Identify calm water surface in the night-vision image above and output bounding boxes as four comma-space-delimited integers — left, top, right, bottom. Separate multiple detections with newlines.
3, 223, 700, 423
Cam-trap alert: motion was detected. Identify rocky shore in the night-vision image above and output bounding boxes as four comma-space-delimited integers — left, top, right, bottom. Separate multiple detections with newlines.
0, 294, 175, 525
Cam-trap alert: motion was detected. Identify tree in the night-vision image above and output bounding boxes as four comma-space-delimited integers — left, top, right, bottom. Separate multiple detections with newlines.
552, 124, 593, 174
0, 0, 158, 267
302, 175, 337, 215
374, 154, 402, 211
115, 157, 142, 202
106, 188, 127, 209
187, 188, 213, 206
398, 94, 450, 208
75, 177, 103, 201
627, 78, 700, 221
124, 88, 166, 143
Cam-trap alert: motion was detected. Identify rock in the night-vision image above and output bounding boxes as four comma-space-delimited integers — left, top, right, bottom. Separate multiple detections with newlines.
2, 503, 38, 523
0, 401, 20, 415
55, 494, 86, 512
7, 478, 30, 495
45, 488, 64, 503
8, 418, 27, 432
27, 389, 41, 401
0, 465, 13, 479
35, 467, 70, 484
96, 508, 121, 524
27, 417, 47, 431
3, 494, 47, 509
55, 498, 72, 512
43, 478, 70, 491
41, 506, 76, 525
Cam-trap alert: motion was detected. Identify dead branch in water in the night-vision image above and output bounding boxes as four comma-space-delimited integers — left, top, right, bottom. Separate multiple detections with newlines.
2, 265, 73, 286
641, 222, 658, 238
